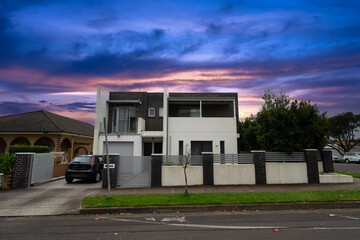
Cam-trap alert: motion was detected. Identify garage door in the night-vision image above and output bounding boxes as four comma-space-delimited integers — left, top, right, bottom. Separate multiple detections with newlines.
104, 142, 134, 156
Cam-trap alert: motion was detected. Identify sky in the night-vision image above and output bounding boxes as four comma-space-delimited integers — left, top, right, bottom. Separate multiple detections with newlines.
0, 0, 360, 124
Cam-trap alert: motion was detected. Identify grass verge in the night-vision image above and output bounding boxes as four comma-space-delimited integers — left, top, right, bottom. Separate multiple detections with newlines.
82, 190, 360, 208
335, 171, 360, 178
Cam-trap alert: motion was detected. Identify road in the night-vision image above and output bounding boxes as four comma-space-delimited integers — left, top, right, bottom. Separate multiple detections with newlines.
334, 163, 360, 174
1, 209, 359, 240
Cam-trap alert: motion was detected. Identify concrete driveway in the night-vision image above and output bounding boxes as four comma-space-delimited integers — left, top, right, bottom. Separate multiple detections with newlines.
0, 178, 102, 217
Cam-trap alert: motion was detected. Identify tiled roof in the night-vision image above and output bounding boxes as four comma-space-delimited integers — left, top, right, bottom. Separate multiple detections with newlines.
0, 110, 94, 137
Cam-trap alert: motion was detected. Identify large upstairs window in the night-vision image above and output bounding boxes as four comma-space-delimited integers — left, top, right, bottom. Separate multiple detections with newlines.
169, 100, 234, 117
112, 107, 137, 133
169, 101, 200, 117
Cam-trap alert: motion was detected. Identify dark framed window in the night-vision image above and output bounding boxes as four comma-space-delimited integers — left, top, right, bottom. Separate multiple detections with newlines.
179, 141, 183, 155
191, 141, 212, 155
220, 141, 225, 154
148, 107, 156, 117
112, 107, 137, 133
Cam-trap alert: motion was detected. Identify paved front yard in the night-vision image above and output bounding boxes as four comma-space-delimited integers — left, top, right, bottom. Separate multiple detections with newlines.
0, 178, 101, 217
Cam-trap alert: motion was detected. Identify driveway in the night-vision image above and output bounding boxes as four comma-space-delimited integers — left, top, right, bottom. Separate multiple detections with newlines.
0, 178, 102, 217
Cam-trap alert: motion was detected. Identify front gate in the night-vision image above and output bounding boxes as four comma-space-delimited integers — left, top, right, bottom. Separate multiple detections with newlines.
30, 153, 54, 185
117, 156, 151, 188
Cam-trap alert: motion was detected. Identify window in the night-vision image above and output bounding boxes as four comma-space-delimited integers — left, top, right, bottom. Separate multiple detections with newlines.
159, 107, 164, 117
148, 107, 155, 117
179, 141, 183, 155
191, 141, 212, 155
169, 101, 200, 117
179, 108, 200, 117
154, 142, 163, 154
143, 142, 163, 156
112, 107, 137, 133
220, 141, 225, 154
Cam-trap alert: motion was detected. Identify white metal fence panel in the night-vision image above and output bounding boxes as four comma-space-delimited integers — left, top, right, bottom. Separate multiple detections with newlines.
30, 153, 54, 184
117, 156, 151, 188
265, 152, 305, 162
213, 154, 253, 164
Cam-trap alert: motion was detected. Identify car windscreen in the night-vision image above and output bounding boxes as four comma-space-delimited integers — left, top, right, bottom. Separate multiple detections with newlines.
72, 156, 92, 163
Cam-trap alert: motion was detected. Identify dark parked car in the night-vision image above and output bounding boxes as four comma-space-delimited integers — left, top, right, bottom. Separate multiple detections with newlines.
65, 155, 104, 183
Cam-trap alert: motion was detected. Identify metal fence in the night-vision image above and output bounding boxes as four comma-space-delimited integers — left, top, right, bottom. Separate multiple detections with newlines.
213, 154, 253, 164
162, 155, 203, 166
30, 152, 55, 184
162, 154, 254, 165
265, 152, 305, 162
117, 156, 152, 188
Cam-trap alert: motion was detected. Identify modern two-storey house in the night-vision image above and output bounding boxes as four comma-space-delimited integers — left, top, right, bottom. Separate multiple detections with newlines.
93, 85, 239, 156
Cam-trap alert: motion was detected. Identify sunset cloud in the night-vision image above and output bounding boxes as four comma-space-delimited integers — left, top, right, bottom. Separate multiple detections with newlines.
0, 0, 359, 123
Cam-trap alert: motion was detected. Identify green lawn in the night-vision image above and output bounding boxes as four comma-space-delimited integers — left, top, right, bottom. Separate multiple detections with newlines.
335, 171, 360, 178
82, 190, 360, 208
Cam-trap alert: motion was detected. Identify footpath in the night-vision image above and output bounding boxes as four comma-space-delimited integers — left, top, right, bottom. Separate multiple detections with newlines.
1, 178, 359, 217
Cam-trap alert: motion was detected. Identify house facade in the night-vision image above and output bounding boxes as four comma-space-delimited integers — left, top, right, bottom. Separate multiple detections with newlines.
0, 110, 94, 159
93, 85, 239, 156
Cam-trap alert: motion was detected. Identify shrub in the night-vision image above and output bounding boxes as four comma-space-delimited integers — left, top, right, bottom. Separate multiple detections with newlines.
0, 154, 15, 173
8, 145, 50, 154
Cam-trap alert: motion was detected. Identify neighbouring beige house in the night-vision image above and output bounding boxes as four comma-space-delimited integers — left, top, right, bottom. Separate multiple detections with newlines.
0, 110, 94, 160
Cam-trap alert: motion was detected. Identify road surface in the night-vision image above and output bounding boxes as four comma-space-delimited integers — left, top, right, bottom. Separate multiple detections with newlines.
334, 163, 360, 174
1, 209, 359, 240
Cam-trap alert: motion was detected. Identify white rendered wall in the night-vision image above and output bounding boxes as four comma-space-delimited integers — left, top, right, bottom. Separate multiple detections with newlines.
93, 85, 110, 154
97, 134, 142, 156
319, 173, 353, 183
214, 164, 255, 185
162, 166, 203, 186
318, 161, 324, 173
266, 162, 308, 184
168, 118, 238, 155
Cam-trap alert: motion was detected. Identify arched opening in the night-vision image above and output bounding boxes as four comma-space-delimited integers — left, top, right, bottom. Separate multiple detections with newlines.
0, 137, 7, 154
34, 137, 55, 152
10, 137, 30, 146
60, 138, 71, 162
74, 147, 88, 157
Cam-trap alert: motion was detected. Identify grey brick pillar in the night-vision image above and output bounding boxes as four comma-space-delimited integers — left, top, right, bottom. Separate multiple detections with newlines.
304, 149, 320, 184
151, 155, 162, 187
12, 153, 34, 189
202, 153, 214, 185
252, 151, 266, 185
321, 149, 334, 173
102, 154, 119, 189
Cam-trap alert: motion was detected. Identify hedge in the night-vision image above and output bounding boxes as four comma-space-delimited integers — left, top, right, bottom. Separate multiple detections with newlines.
8, 145, 50, 154
0, 154, 15, 173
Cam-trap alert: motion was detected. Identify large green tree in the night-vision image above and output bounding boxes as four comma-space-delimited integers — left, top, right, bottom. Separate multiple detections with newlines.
239, 116, 261, 152
240, 90, 328, 153
328, 112, 360, 154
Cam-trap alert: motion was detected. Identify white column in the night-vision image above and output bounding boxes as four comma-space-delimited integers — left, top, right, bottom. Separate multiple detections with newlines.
162, 86, 169, 156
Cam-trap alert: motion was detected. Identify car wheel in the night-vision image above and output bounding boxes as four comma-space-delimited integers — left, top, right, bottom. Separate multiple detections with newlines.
94, 172, 101, 182
345, 159, 350, 164
66, 178, 73, 183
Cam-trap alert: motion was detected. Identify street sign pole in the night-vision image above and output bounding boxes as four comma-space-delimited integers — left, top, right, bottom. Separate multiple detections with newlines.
103, 118, 111, 199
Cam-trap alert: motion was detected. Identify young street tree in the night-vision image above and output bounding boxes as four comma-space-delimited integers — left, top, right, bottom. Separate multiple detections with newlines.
328, 112, 360, 154
180, 146, 191, 195
240, 90, 328, 153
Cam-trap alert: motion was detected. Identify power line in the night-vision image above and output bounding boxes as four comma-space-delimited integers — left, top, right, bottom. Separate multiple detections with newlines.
329, 90, 360, 104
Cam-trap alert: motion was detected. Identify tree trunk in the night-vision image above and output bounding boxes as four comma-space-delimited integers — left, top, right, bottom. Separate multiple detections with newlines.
184, 167, 188, 195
